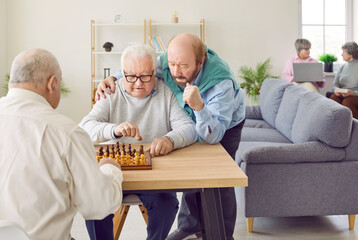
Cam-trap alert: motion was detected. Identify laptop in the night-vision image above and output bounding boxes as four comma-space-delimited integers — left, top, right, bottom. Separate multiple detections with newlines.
293, 62, 323, 82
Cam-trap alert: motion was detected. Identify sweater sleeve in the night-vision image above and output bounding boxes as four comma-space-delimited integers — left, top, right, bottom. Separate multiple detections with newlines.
79, 95, 117, 143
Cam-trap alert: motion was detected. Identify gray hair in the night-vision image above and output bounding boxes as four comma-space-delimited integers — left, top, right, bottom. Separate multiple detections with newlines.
295, 39, 311, 54
120, 44, 157, 71
10, 48, 60, 86
342, 42, 358, 59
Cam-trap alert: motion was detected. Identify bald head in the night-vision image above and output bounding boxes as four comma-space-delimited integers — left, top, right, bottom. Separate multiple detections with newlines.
9, 48, 62, 109
10, 48, 61, 87
168, 33, 207, 64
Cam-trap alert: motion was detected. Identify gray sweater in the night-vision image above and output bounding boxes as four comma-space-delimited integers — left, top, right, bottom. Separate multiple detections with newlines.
333, 59, 358, 96
79, 78, 197, 149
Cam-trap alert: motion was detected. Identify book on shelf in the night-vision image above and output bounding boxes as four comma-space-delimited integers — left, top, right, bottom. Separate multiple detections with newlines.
157, 36, 166, 52
152, 36, 162, 52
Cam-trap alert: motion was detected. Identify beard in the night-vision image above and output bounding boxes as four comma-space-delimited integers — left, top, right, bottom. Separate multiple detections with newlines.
171, 64, 201, 87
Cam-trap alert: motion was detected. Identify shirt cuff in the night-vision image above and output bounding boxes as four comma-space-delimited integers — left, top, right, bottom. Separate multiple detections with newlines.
100, 164, 123, 184
111, 124, 121, 139
194, 105, 211, 123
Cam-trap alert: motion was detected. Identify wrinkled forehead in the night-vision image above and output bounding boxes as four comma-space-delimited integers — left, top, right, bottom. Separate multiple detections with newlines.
167, 43, 196, 65
123, 55, 154, 73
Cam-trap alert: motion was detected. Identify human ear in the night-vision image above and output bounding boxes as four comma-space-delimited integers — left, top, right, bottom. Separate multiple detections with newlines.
46, 75, 57, 94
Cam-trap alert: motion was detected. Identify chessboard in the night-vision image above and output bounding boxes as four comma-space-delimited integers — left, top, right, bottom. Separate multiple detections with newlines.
94, 142, 152, 170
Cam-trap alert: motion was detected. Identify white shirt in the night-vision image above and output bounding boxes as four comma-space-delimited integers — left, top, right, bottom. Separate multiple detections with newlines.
0, 88, 123, 240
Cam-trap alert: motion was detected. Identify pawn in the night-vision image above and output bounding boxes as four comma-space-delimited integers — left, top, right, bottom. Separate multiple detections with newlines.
134, 152, 140, 165
104, 152, 108, 158
96, 156, 101, 163
105, 146, 110, 155
109, 153, 113, 159
126, 154, 131, 165
140, 154, 145, 165
115, 154, 120, 164
121, 151, 125, 165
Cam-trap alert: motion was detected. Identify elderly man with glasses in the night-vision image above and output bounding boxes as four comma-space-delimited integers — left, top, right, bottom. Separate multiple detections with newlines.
79, 44, 197, 240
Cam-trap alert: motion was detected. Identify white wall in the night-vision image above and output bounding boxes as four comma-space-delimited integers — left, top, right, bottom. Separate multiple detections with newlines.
0, 0, 7, 97
354, 0, 358, 41
6, 0, 299, 123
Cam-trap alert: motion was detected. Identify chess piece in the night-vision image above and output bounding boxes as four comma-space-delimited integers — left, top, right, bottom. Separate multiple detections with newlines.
126, 154, 131, 165
140, 145, 144, 155
106, 146, 110, 155
134, 153, 140, 165
140, 154, 145, 165
128, 144, 132, 156
99, 147, 104, 156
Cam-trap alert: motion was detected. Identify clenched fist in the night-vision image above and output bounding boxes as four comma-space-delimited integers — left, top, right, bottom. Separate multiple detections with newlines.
183, 83, 204, 111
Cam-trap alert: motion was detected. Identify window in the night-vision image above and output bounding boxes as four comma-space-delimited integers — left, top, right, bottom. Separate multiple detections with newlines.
300, 0, 352, 62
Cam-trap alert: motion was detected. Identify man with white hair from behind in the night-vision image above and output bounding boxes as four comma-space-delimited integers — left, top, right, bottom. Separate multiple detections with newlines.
0, 48, 123, 240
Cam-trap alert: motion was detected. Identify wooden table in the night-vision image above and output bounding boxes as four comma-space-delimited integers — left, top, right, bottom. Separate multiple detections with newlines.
121, 142, 248, 240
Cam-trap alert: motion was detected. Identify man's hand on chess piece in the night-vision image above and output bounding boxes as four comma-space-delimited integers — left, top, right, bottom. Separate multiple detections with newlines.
96, 76, 117, 101
114, 121, 143, 141
147, 136, 174, 156
183, 83, 204, 111
99, 157, 121, 169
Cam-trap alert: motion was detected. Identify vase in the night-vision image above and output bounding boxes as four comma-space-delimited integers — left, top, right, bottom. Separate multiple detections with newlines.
324, 63, 333, 72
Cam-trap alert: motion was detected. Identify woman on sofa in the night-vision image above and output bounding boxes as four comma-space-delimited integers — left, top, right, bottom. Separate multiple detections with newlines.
330, 41, 358, 119
282, 38, 325, 92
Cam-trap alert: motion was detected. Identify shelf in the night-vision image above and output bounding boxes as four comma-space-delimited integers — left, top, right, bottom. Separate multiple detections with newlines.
93, 23, 143, 27
150, 22, 203, 26
93, 51, 123, 55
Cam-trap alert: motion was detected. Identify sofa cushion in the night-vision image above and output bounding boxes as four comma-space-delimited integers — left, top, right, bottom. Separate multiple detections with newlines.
259, 78, 291, 128
235, 141, 346, 165
241, 127, 291, 143
291, 92, 352, 147
345, 119, 358, 161
244, 119, 273, 129
275, 85, 308, 140
245, 105, 262, 119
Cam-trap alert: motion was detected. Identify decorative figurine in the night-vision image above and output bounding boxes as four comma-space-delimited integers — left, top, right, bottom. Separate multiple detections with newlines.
172, 11, 178, 23
103, 42, 113, 52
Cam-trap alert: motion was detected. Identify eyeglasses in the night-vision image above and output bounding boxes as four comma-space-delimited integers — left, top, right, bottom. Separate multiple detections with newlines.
123, 70, 154, 83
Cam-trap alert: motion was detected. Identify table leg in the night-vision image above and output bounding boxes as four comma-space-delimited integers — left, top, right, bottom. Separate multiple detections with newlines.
197, 188, 226, 240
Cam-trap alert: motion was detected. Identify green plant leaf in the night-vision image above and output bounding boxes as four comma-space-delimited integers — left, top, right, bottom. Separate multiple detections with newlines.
318, 53, 338, 64
238, 58, 277, 99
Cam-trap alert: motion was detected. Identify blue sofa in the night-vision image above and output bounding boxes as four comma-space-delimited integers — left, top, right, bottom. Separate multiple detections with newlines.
235, 78, 358, 232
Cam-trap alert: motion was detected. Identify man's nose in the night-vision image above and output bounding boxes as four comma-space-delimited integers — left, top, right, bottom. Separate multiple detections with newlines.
134, 78, 144, 86
173, 66, 181, 76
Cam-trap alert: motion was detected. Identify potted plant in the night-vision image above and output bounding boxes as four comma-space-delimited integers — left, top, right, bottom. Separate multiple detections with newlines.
239, 58, 277, 101
3, 74, 71, 96
318, 53, 337, 72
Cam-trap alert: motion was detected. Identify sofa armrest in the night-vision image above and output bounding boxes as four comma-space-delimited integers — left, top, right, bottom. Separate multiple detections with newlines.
238, 141, 345, 164
245, 105, 262, 119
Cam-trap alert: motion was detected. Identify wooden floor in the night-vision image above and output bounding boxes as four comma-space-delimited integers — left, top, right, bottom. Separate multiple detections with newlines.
71, 192, 357, 240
